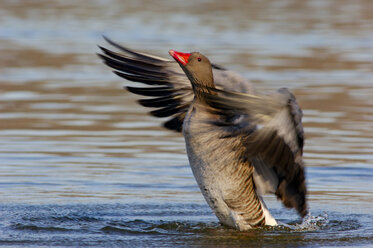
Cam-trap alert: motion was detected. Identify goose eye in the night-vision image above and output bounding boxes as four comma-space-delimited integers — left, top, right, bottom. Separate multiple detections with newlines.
197, 57, 202, 62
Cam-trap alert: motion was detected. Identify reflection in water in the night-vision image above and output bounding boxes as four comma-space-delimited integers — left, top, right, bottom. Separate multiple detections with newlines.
0, 0, 372, 246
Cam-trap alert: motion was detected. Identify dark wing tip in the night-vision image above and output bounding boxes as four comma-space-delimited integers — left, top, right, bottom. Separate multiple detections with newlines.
99, 37, 190, 133
126, 86, 174, 97
102, 35, 110, 42
102, 35, 124, 51
163, 116, 184, 132
211, 63, 226, 71
138, 96, 178, 108
150, 104, 182, 118
96, 52, 106, 61
276, 165, 308, 217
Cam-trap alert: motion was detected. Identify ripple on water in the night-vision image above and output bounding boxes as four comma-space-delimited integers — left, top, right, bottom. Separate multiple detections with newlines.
1, 203, 372, 247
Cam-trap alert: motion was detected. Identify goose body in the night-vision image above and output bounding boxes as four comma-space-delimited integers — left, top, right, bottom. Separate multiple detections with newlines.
98, 39, 307, 230
183, 100, 277, 229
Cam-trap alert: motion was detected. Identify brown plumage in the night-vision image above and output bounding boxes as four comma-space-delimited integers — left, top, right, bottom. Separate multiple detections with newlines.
167, 49, 307, 229
98, 39, 308, 230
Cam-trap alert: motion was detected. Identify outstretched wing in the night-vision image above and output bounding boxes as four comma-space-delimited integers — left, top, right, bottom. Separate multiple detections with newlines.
202, 87, 307, 217
98, 37, 254, 132
98, 37, 193, 132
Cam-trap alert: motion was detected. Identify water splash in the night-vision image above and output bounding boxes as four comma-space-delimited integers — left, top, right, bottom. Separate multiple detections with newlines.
276, 212, 329, 231
294, 212, 329, 231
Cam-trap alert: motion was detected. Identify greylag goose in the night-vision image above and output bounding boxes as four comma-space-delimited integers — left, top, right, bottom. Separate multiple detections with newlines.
98, 39, 307, 230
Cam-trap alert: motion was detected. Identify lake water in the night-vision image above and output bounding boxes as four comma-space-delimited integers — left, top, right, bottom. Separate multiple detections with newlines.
0, 0, 373, 247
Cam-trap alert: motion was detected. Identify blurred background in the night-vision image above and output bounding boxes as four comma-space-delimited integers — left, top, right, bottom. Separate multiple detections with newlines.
0, 0, 372, 247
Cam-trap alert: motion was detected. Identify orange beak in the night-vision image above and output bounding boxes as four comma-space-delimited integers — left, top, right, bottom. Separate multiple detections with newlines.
169, 50, 191, 65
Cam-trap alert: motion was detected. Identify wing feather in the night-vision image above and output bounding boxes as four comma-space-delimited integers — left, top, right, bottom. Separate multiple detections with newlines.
202, 87, 307, 217
98, 38, 253, 132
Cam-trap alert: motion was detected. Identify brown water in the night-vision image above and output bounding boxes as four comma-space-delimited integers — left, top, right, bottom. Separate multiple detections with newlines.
0, 0, 373, 247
